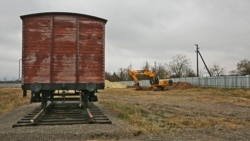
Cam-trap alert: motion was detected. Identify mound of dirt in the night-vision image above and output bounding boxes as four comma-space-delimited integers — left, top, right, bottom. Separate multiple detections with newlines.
105, 80, 127, 88
168, 82, 196, 89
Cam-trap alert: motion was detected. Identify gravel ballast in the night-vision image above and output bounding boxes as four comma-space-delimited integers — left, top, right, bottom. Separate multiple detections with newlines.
0, 103, 151, 141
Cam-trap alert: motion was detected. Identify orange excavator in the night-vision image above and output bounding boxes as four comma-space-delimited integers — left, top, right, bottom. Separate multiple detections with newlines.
128, 70, 173, 90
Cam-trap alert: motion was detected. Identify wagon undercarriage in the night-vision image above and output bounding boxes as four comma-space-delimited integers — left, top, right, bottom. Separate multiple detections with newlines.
22, 82, 102, 109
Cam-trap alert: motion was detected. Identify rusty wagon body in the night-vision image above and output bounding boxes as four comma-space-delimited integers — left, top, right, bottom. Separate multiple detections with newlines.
20, 12, 107, 107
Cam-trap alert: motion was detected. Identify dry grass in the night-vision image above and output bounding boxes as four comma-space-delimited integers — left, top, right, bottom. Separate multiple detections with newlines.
98, 88, 250, 135
0, 88, 30, 114
1, 87, 250, 138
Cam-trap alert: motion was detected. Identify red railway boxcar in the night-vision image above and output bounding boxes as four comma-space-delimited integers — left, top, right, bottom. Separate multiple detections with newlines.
20, 12, 107, 107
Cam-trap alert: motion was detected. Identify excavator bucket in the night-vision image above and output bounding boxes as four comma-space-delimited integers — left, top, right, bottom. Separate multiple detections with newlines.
134, 83, 142, 90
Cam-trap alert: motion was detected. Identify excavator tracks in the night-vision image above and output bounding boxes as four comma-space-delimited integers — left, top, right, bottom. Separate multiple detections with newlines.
12, 102, 111, 127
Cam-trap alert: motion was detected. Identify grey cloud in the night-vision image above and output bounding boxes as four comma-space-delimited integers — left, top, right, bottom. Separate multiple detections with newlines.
1, 0, 250, 79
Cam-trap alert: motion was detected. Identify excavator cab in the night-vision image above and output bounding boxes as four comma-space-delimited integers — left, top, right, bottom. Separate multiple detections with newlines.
150, 76, 160, 85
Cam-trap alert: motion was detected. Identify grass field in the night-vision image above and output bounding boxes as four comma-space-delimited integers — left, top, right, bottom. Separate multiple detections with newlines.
98, 87, 250, 137
0, 87, 250, 139
0, 88, 30, 114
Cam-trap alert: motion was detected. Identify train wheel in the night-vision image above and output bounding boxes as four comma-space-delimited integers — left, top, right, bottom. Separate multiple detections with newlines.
41, 100, 47, 109
41, 91, 51, 109
83, 92, 89, 108
89, 92, 98, 102
81, 90, 89, 108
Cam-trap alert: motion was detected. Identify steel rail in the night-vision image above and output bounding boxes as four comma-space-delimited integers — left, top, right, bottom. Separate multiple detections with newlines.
12, 102, 111, 127
30, 102, 54, 124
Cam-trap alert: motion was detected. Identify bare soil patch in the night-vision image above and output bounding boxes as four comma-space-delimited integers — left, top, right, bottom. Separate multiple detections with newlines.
169, 82, 197, 89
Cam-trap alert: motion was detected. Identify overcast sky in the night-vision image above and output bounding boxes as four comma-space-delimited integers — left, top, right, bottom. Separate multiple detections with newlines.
1, 0, 250, 80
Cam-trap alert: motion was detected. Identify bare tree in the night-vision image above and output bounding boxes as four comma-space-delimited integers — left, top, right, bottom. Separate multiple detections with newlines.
127, 63, 133, 71
184, 67, 196, 77
209, 64, 225, 76
107, 72, 120, 82
151, 62, 169, 78
228, 70, 237, 75
151, 61, 157, 73
168, 54, 193, 78
117, 67, 128, 81
142, 61, 150, 70
105, 71, 112, 80
236, 59, 250, 75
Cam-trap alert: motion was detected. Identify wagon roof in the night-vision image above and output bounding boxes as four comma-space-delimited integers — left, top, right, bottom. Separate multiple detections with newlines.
20, 12, 107, 23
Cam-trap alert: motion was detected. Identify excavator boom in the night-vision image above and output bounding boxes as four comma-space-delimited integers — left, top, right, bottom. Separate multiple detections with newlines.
128, 70, 141, 90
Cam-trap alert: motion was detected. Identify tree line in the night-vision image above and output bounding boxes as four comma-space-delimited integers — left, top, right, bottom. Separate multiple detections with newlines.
105, 54, 250, 82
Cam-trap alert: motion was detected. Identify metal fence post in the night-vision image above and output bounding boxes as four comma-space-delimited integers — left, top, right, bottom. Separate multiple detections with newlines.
247, 75, 250, 88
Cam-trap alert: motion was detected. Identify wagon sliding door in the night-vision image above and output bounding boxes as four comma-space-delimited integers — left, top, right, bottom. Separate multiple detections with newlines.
52, 15, 77, 83
78, 19, 105, 84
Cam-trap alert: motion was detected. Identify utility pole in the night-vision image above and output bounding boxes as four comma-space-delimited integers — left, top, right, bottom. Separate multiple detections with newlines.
19, 59, 22, 80
195, 44, 199, 77
195, 44, 212, 77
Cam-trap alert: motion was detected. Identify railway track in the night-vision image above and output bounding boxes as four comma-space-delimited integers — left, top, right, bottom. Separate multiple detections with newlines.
12, 102, 111, 127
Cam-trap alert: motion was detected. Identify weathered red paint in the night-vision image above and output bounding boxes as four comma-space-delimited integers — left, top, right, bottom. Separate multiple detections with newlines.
21, 12, 107, 84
